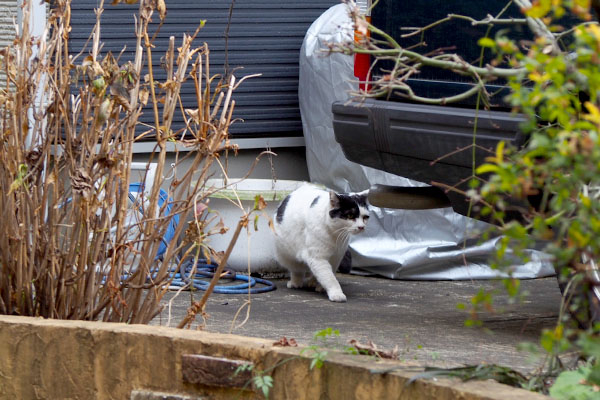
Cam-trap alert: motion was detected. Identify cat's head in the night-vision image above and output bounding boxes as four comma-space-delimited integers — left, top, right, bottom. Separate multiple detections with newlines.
328, 191, 370, 234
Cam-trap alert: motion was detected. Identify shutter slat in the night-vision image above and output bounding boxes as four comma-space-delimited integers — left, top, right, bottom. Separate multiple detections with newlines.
70, 0, 337, 138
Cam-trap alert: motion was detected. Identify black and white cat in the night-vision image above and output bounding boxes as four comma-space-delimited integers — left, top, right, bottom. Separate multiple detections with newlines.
273, 184, 369, 302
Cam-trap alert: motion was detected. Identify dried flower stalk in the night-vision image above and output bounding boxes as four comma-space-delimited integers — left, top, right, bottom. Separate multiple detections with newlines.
0, 0, 250, 324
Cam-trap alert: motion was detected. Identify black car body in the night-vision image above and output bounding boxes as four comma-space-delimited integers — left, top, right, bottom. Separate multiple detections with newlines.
331, 0, 530, 217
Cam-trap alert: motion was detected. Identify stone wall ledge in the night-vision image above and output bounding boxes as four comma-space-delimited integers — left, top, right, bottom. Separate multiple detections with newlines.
0, 315, 548, 399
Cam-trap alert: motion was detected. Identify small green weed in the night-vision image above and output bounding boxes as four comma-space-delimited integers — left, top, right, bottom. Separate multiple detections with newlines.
234, 327, 339, 399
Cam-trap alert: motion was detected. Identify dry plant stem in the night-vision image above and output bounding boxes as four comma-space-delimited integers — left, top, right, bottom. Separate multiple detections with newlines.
105, 0, 146, 322
228, 232, 253, 333
174, 151, 274, 329
125, 17, 204, 324
1, 0, 255, 324
177, 216, 247, 329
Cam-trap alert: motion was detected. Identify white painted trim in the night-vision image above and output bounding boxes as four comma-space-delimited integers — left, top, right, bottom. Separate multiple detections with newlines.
17, 0, 46, 37
53, 136, 306, 156
131, 136, 305, 153
18, 0, 48, 148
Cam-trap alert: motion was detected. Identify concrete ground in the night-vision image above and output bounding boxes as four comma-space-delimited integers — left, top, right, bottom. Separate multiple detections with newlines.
152, 273, 562, 373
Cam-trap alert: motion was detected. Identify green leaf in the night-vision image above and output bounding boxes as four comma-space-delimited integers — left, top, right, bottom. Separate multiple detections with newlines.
253, 375, 274, 399
550, 367, 597, 400
309, 352, 327, 370
313, 327, 339, 340
503, 278, 520, 297
92, 76, 106, 90
578, 335, 600, 360
587, 363, 600, 387
233, 363, 253, 376
478, 37, 496, 48
468, 178, 480, 189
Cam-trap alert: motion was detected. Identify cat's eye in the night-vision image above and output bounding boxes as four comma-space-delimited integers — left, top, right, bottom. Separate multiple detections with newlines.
345, 210, 358, 219
363, 216, 369, 221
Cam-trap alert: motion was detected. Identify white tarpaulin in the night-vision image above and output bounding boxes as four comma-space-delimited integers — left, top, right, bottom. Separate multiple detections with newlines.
298, 4, 554, 279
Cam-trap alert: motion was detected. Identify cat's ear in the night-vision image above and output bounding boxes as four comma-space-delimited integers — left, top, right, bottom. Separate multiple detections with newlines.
329, 191, 340, 208
350, 189, 369, 207
355, 189, 369, 205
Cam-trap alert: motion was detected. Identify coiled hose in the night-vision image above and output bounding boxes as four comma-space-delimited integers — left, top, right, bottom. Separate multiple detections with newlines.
123, 184, 276, 294
167, 258, 276, 294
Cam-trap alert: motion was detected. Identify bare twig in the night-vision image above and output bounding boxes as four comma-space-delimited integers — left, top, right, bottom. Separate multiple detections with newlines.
177, 216, 247, 329
401, 13, 526, 39
0, 0, 256, 325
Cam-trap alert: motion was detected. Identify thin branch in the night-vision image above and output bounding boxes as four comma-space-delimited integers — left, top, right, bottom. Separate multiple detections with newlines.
430, 143, 495, 166
177, 216, 247, 329
401, 13, 526, 39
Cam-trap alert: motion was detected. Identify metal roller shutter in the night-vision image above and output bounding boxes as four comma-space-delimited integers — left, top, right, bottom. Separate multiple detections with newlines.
69, 0, 338, 139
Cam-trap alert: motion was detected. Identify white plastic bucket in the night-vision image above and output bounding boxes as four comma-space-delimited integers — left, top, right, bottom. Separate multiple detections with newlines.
202, 179, 303, 272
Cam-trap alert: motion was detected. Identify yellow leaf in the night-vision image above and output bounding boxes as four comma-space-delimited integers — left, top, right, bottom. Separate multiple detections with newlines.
588, 23, 600, 42
554, 324, 563, 340
477, 37, 495, 48
528, 71, 550, 83
580, 193, 592, 208
584, 101, 600, 124
8, 180, 20, 194
496, 141, 505, 164
475, 164, 499, 175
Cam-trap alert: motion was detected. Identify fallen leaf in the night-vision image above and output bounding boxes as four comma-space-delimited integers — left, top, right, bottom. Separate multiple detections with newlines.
273, 337, 298, 347
348, 339, 399, 360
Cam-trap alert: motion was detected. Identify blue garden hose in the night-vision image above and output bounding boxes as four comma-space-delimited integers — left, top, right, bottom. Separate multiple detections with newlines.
167, 258, 276, 294
101, 183, 276, 294
128, 182, 178, 260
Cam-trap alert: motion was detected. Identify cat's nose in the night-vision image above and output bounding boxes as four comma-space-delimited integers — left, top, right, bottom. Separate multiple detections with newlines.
357, 226, 365, 231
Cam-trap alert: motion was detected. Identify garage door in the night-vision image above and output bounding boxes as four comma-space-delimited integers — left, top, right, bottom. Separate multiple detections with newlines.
69, 0, 338, 139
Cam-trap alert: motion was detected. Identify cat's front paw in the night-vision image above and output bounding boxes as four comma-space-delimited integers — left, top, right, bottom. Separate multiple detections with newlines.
327, 291, 347, 303
287, 280, 302, 289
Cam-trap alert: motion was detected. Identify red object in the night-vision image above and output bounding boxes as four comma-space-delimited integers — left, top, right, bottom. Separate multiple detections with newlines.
354, 15, 371, 92
354, 53, 370, 92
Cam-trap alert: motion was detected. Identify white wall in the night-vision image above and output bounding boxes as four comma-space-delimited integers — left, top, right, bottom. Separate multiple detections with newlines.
132, 146, 310, 185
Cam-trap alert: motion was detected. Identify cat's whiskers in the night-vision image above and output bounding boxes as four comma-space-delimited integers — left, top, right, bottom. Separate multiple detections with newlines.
334, 227, 351, 248
332, 226, 348, 236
